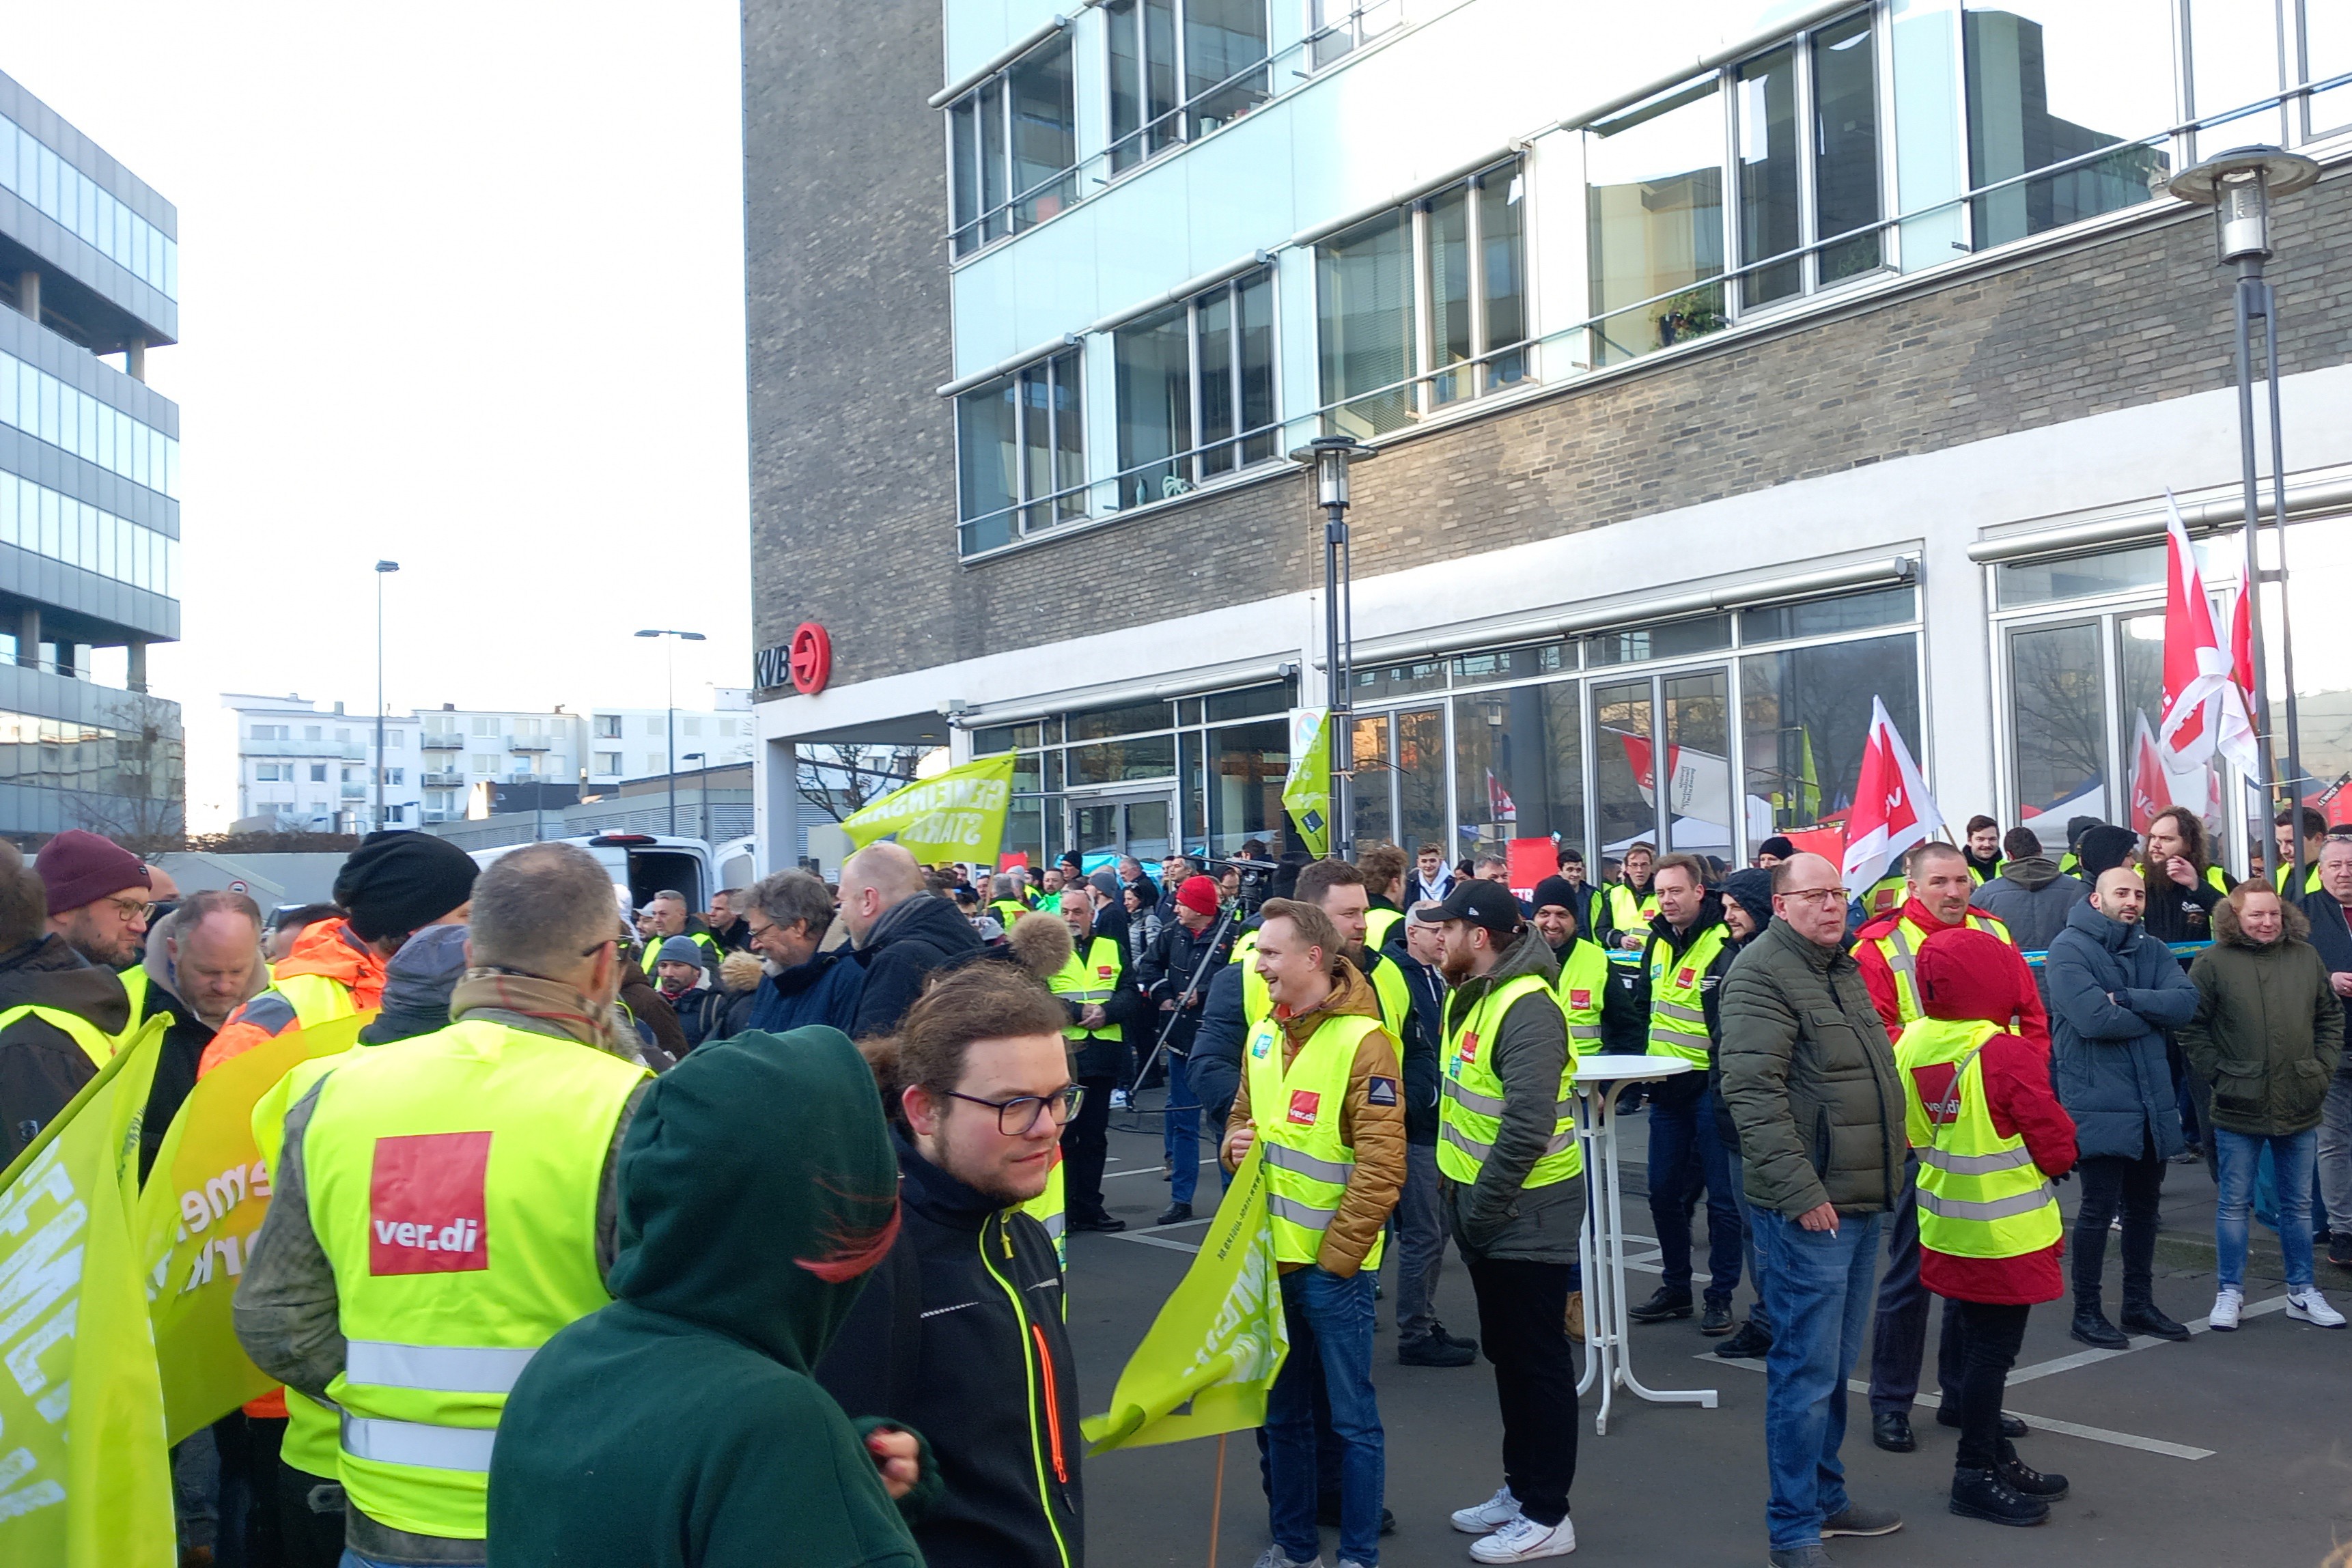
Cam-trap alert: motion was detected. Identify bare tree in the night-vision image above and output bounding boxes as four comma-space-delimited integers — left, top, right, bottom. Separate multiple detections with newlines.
796, 743, 925, 823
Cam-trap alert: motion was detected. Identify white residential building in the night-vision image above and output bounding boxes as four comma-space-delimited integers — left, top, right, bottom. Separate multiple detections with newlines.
227, 693, 423, 833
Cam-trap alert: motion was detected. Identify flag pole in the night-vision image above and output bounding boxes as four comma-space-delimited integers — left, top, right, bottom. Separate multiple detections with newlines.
1207, 1431, 1227, 1568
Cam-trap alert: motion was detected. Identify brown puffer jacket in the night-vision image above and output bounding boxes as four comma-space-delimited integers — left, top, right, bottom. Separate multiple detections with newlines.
2179, 896, 2344, 1137
1222, 957, 1405, 1278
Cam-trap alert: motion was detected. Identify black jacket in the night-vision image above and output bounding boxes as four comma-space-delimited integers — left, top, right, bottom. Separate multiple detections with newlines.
1135, 915, 1235, 1054
0, 934, 131, 1164
663, 983, 729, 1052
2301, 890, 2352, 1023
816, 1130, 1082, 1568
137, 968, 222, 1184
853, 895, 988, 1039
1057, 917, 1147, 1080
1188, 963, 1248, 1128
1382, 929, 1448, 1145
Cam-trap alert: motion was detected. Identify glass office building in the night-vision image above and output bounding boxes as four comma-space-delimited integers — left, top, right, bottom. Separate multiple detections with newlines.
0, 69, 182, 842
746, 0, 2352, 875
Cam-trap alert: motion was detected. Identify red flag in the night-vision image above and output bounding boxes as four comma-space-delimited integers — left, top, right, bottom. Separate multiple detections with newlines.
2157, 493, 2259, 776
2228, 585, 2255, 710
1840, 697, 1942, 891
2127, 710, 2172, 832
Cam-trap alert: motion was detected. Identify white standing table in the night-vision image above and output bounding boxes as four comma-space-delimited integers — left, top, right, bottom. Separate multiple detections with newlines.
1570, 1054, 1720, 1434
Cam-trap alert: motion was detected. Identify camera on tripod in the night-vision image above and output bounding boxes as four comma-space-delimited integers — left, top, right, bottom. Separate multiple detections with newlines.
1200, 852, 1274, 915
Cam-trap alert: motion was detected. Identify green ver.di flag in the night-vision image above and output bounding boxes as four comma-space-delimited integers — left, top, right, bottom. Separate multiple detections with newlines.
839, 755, 1016, 865
1281, 709, 1331, 858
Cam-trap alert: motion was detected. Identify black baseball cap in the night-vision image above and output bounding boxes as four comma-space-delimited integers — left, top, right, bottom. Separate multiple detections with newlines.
1429, 878, 1522, 936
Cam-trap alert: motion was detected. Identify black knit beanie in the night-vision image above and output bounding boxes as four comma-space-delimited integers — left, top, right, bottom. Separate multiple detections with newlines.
333, 830, 481, 942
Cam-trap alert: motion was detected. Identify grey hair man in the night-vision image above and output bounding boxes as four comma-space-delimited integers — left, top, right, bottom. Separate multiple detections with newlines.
740, 868, 864, 1036
841, 842, 983, 1037
138, 888, 269, 1180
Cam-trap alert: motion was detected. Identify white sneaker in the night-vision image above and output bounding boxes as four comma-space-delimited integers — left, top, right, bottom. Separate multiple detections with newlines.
1469, 1514, 1576, 1563
2209, 1287, 2243, 1331
1250, 1549, 1321, 1568
1451, 1485, 1522, 1534
1110, 1089, 1130, 1108
2286, 1289, 2347, 1328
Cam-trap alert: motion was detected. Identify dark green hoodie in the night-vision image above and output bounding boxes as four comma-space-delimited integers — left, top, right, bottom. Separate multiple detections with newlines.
487, 1026, 936, 1567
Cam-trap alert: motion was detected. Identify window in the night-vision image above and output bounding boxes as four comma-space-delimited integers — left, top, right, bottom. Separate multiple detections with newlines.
340, 767, 356, 783
473, 755, 497, 775
250, 724, 288, 742
471, 717, 496, 738
594, 714, 622, 738
387, 731, 404, 750
596, 751, 623, 774
334, 728, 350, 742
643, 717, 662, 737
1588, 81, 1726, 363
382, 768, 405, 786
304, 726, 322, 742
957, 348, 1084, 554
1741, 632, 1922, 836
683, 717, 702, 737
1453, 682, 1585, 864
309, 763, 326, 783
1963, 0, 2172, 249
1106, 0, 1269, 172
254, 763, 285, 782
1735, 12, 1883, 311
949, 38, 1076, 256
384, 804, 405, 824
1308, 0, 1402, 68
1115, 269, 1276, 507
1319, 159, 1526, 437
2310, 0, 2352, 137
718, 719, 738, 737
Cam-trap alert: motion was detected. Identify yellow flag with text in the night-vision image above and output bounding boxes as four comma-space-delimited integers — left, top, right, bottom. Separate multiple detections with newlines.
138, 1013, 369, 1444
0, 1016, 173, 1567
840, 754, 1016, 864
1081, 1143, 1289, 1453
1281, 709, 1331, 858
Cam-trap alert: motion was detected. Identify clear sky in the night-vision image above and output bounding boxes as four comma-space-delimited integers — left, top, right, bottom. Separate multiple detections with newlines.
7, 4, 751, 827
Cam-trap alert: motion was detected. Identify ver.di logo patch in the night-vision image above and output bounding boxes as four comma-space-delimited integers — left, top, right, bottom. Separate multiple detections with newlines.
1287, 1090, 1321, 1127
369, 1130, 491, 1275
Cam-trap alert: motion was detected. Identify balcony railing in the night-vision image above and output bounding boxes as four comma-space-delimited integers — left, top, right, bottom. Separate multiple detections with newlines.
241, 739, 365, 761
421, 770, 465, 787
420, 733, 464, 750
508, 736, 552, 752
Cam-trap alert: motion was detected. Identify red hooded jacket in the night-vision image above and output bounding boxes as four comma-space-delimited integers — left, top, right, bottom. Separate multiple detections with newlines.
1856, 894, 2050, 1054
1911, 928, 2078, 1305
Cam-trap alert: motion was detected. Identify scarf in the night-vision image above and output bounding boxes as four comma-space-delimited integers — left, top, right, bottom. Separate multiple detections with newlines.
449, 968, 645, 1063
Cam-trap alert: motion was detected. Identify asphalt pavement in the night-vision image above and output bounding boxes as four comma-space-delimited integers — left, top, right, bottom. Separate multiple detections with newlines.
1063, 1098, 2352, 1568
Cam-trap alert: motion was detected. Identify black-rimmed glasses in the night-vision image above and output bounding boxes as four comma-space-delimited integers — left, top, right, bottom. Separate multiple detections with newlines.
947, 1084, 1086, 1135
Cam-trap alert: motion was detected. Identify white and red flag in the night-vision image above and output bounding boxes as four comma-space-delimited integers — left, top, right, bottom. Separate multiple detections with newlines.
2157, 492, 2260, 778
1840, 697, 1943, 893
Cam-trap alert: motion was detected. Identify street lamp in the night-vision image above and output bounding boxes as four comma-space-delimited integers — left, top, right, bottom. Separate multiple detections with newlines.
2167, 145, 2321, 888
1287, 434, 1375, 856
682, 752, 706, 840
374, 561, 399, 834
634, 628, 707, 837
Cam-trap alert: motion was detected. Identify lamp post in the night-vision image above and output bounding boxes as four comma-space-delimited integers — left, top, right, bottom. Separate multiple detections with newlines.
1286, 435, 1375, 856
374, 561, 399, 833
682, 752, 705, 841
2168, 145, 2320, 889
635, 629, 708, 838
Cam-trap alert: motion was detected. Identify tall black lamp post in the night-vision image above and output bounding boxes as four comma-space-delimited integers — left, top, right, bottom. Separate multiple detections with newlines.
1287, 435, 1375, 856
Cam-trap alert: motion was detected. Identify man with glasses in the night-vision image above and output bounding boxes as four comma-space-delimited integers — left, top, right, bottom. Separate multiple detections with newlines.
817, 963, 1087, 1568
739, 867, 864, 1035
0, 834, 140, 1163
1052, 883, 1146, 1231
1720, 852, 1909, 1568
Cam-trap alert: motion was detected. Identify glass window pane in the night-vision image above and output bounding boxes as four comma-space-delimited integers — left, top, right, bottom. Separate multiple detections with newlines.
2311, 0, 2352, 136
1108, 0, 1145, 171
1453, 682, 1586, 866
1311, 0, 1357, 68
1070, 735, 1176, 784
1115, 303, 1193, 507
957, 378, 1019, 553
1145, 0, 1180, 155
1207, 682, 1290, 724
1813, 12, 1885, 281
1392, 706, 1448, 860
950, 98, 981, 255
1477, 167, 1528, 388
1051, 349, 1085, 521
1020, 364, 1052, 533
1199, 288, 1236, 475
1070, 700, 1171, 740
2114, 608, 2216, 833
2264, 520, 2352, 823
1737, 44, 1803, 307
1186, 0, 1270, 137
1739, 585, 1918, 642
1994, 541, 2167, 607
1348, 714, 1392, 856
1426, 184, 1473, 405
1588, 79, 1726, 365
2187, 0, 2284, 145
1589, 613, 1733, 665
1661, 670, 1733, 862
1237, 270, 1277, 463
2009, 620, 2110, 834
1451, 641, 1571, 686
1352, 656, 1448, 702
979, 79, 1009, 243
1318, 210, 1415, 437
1009, 40, 1077, 229
1593, 680, 1658, 854
1963, 0, 2172, 249
1207, 717, 1293, 856
1741, 632, 1922, 841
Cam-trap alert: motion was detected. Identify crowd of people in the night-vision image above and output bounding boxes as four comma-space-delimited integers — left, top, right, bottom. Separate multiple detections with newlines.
1, 800, 2345, 1568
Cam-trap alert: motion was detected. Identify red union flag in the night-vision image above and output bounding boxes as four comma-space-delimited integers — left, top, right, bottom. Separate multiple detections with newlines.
1840, 697, 1942, 892
2127, 709, 2172, 832
2157, 492, 2260, 776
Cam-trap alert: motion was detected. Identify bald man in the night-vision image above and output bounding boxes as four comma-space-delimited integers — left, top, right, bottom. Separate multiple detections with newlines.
842, 841, 985, 1037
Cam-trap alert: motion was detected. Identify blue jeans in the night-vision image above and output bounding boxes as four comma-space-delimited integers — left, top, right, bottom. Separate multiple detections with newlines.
1755, 1209, 1883, 1552
1646, 1078, 1743, 1301
1164, 1050, 1201, 1206
1724, 1154, 1771, 1332
2215, 1127, 2318, 1289
1267, 1266, 1383, 1566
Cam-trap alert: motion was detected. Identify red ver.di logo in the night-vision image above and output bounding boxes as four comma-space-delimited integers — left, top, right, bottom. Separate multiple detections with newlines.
369, 1131, 492, 1275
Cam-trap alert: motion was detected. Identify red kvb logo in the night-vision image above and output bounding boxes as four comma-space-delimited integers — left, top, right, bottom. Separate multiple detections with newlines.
369, 1132, 491, 1275
1287, 1090, 1321, 1127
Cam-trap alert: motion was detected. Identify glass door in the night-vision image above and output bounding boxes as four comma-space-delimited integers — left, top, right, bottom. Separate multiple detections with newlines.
1392, 706, 1449, 858
1592, 669, 1737, 866
1066, 789, 1179, 871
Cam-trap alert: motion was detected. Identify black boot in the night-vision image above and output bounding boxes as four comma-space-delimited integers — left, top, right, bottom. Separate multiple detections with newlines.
1949, 1467, 2049, 1527
1997, 1440, 2068, 1500
2068, 1304, 2129, 1349
1715, 1318, 1774, 1359
2119, 1299, 2191, 1342
1627, 1286, 1692, 1323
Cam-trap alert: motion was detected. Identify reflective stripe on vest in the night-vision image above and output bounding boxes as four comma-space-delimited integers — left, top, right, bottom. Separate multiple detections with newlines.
1554, 941, 1608, 1054
640, 930, 720, 972
1244, 1011, 1385, 1270
1894, 1016, 2059, 1259
1438, 972, 1580, 1189
1875, 912, 2013, 1024
1644, 925, 1728, 1067
305, 1018, 647, 1539
1046, 936, 1126, 1042
0, 1003, 117, 1067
